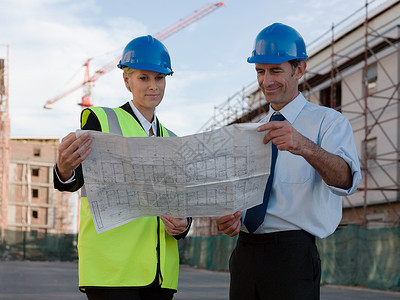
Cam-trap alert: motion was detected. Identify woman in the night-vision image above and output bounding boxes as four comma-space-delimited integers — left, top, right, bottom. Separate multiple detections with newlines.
54, 35, 190, 300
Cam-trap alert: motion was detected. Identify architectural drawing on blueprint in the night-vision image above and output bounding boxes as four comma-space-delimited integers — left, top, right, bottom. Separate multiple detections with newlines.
77, 123, 271, 233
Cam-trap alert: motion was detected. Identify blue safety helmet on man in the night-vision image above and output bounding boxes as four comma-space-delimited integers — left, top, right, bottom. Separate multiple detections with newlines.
117, 35, 173, 75
247, 23, 308, 64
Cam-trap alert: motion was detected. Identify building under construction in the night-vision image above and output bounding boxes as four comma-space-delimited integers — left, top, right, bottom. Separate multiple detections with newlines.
195, 0, 400, 235
7, 137, 79, 234
0, 45, 78, 236
0, 45, 10, 238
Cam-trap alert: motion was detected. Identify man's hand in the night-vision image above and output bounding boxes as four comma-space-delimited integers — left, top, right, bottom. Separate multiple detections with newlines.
216, 211, 242, 237
257, 120, 307, 156
56, 132, 92, 181
258, 121, 352, 189
160, 216, 188, 236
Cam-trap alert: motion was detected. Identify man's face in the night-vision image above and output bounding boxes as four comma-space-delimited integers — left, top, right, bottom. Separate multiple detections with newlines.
255, 61, 306, 111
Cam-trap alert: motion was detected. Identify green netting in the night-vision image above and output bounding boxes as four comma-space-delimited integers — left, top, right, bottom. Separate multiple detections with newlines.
179, 235, 238, 271
0, 229, 78, 261
179, 226, 400, 291
316, 225, 400, 291
1, 226, 399, 291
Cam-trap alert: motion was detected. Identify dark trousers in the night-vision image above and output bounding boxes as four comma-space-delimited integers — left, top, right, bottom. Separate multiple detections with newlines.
229, 230, 321, 300
85, 286, 174, 300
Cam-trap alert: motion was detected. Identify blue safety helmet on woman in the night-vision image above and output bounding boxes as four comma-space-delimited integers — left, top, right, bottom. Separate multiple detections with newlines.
117, 35, 173, 75
247, 23, 308, 64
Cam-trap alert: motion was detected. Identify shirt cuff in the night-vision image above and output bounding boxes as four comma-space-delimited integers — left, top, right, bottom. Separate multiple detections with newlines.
173, 217, 192, 240
183, 217, 192, 232
54, 165, 76, 184
329, 154, 362, 196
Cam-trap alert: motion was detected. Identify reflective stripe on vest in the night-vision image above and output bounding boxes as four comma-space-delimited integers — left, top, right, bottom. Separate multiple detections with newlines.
78, 106, 179, 290
101, 107, 123, 135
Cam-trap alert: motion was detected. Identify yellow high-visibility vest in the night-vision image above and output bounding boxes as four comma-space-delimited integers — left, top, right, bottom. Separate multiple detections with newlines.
78, 106, 179, 291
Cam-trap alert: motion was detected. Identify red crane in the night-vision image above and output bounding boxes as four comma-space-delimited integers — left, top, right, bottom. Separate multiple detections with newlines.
44, 2, 225, 109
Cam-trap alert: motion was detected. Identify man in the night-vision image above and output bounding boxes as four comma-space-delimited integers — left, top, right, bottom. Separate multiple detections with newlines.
216, 23, 361, 300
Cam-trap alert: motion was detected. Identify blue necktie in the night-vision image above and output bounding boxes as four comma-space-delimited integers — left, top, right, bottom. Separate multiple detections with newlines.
244, 113, 285, 234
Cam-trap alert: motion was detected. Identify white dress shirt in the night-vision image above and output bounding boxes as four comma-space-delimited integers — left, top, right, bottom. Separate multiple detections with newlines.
242, 93, 361, 238
129, 101, 158, 137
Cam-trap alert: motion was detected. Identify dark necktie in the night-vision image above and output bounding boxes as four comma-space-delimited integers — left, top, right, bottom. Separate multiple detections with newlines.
244, 113, 285, 234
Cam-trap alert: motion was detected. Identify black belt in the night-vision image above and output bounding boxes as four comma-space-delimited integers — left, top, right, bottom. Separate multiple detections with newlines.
239, 230, 315, 244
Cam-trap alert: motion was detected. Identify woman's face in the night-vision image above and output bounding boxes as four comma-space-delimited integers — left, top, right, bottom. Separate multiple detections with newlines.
123, 69, 166, 116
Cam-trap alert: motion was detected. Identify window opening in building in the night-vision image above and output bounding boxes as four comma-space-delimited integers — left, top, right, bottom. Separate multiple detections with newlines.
32, 168, 39, 177
32, 210, 38, 219
362, 137, 377, 169
32, 189, 39, 198
319, 81, 342, 111
33, 148, 41, 157
365, 63, 377, 93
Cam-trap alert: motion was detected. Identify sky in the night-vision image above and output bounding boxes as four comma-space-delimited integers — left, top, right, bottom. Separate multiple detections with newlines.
1, 0, 386, 138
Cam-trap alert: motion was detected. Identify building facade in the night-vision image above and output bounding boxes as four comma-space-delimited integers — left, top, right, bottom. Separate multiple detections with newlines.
301, 0, 399, 228
7, 138, 78, 234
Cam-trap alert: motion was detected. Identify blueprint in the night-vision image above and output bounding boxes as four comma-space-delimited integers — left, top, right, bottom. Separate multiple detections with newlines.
76, 123, 271, 233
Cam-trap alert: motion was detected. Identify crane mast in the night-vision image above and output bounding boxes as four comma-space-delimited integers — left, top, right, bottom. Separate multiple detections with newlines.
44, 2, 225, 109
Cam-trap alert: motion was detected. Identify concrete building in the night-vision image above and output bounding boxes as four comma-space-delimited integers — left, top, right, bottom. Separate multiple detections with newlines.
7, 137, 79, 234
196, 0, 400, 235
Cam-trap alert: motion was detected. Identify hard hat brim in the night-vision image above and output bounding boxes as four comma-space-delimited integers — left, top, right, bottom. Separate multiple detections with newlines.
117, 61, 173, 75
247, 55, 307, 64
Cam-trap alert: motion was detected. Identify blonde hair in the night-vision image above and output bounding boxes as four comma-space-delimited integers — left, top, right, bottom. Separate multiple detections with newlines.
123, 67, 135, 92
123, 66, 136, 75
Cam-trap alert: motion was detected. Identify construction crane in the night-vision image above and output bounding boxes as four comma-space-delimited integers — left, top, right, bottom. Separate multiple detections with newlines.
43, 2, 225, 109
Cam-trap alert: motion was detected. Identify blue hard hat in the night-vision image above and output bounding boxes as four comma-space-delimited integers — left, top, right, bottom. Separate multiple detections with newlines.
247, 23, 308, 64
117, 35, 173, 75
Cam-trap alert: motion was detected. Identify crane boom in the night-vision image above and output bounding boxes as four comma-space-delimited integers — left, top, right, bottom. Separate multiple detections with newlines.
44, 2, 225, 109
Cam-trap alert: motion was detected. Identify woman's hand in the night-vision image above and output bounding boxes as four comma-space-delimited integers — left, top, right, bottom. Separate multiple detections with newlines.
56, 132, 92, 181
160, 216, 188, 236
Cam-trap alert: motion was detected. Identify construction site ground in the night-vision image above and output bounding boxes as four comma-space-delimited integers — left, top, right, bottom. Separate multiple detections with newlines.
0, 260, 399, 300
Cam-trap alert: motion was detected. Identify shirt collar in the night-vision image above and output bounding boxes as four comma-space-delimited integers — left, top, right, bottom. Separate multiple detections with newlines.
261, 92, 307, 124
129, 101, 158, 136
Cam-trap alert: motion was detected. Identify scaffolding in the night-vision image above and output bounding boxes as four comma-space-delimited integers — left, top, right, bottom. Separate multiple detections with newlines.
0, 45, 10, 237
198, 0, 400, 229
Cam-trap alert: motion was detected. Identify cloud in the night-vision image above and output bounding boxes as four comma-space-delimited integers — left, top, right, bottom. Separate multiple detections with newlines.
2, 0, 381, 138
2, 0, 150, 137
